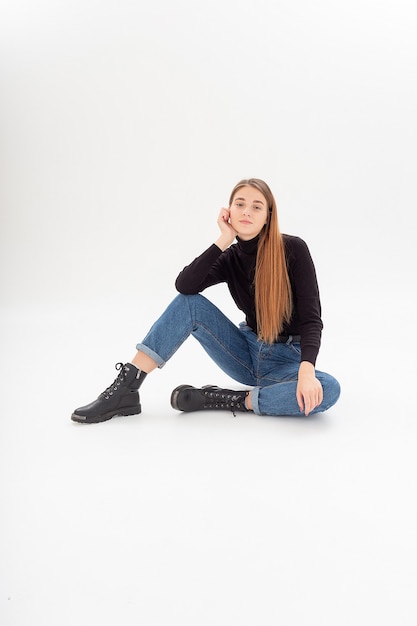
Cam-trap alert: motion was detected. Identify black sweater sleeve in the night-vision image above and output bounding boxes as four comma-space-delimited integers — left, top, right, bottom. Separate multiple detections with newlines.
284, 236, 323, 365
175, 244, 226, 294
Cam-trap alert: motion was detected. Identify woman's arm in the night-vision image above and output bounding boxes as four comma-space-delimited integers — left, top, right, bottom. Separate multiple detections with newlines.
175, 208, 237, 294
215, 207, 237, 251
296, 361, 323, 416
287, 237, 324, 415
287, 236, 323, 366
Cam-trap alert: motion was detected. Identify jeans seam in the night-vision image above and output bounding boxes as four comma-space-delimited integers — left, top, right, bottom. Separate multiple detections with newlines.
193, 321, 256, 381
186, 295, 256, 382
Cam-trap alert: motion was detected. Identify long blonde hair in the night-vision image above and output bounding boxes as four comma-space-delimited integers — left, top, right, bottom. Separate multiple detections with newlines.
229, 178, 293, 343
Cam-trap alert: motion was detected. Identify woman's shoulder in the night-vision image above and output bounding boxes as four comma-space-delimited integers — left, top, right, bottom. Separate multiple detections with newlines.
282, 234, 314, 267
282, 233, 309, 251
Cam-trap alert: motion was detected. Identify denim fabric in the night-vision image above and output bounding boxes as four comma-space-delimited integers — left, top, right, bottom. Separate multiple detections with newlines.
136, 294, 341, 416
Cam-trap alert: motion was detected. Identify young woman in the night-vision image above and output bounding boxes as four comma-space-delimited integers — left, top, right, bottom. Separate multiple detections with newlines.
71, 178, 340, 423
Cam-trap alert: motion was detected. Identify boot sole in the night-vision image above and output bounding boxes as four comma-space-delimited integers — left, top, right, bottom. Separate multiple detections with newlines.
170, 385, 194, 411
71, 404, 141, 424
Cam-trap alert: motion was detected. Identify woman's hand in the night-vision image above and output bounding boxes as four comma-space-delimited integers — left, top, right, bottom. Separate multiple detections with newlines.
215, 207, 237, 251
296, 361, 323, 416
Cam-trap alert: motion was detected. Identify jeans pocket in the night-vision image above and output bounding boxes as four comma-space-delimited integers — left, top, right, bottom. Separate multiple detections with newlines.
289, 342, 301, 356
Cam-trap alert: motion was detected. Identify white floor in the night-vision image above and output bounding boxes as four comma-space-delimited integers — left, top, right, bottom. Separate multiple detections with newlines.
2, 1, 416, 622
1, 302, 416, 626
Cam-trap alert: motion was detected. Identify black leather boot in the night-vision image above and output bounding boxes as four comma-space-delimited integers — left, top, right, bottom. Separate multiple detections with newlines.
171, 385, 250, 416
71, 363, 146, 424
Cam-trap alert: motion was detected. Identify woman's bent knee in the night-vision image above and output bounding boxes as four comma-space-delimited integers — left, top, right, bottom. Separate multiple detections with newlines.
321, 374, 341, 411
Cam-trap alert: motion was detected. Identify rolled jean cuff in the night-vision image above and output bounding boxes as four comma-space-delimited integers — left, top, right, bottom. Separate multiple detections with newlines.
135, 343, 166, 368
250, 386, 261, 415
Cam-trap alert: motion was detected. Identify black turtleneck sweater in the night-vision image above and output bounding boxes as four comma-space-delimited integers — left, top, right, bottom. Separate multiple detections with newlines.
175, 235, 323, 365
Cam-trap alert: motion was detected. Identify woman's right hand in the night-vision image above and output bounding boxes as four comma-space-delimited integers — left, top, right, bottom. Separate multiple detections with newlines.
215, 207, 237, 251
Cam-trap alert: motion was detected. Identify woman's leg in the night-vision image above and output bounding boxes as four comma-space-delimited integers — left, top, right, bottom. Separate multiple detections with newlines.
163, 311, 341, 417
135, 294, 257, 385
247, 340, 341, 416
251, 370, 341, 416
130, 351, 158, 373
72, 294, 257, 423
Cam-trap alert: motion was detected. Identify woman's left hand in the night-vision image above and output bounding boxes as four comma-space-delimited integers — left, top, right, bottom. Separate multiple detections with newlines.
296, 361, 323, 416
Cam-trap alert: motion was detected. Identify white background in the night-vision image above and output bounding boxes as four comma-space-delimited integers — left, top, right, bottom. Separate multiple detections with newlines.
1, 1, 416, 624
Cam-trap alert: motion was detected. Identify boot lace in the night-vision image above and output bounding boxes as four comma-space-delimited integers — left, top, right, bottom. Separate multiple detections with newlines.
101, 363, 128, 400
203, 389, 248, 416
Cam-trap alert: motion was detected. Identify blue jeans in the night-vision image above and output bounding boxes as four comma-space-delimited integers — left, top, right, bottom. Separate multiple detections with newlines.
136, 294, 341, 416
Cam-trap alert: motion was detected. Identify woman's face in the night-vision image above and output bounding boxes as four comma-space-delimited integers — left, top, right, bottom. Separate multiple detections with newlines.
229, 185, 269, 240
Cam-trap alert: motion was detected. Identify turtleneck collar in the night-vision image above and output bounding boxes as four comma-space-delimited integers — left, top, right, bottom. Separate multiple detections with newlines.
236, 235, 260, 255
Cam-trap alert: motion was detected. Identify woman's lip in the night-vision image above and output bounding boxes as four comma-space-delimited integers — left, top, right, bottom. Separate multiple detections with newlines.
239, 220, 253, 224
